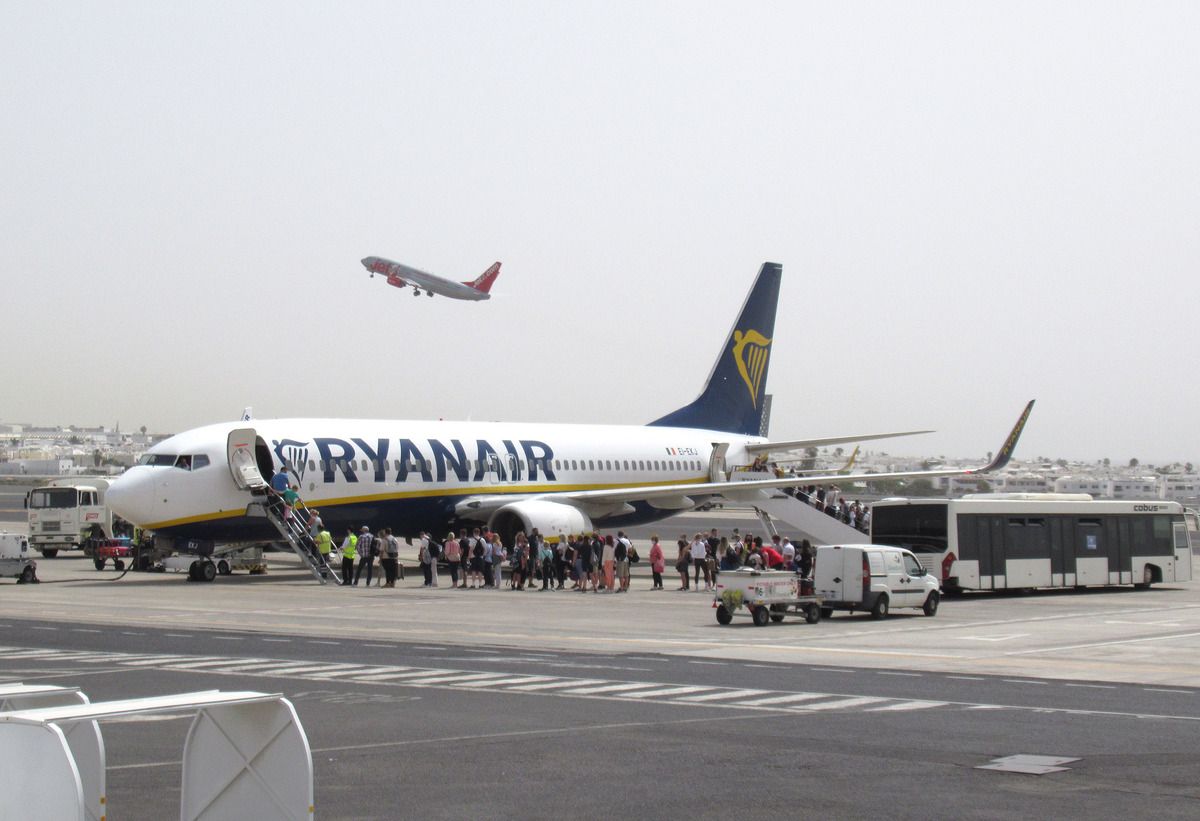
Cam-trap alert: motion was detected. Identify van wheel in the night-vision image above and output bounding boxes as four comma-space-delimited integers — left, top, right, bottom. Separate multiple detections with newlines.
715, 605, 733, 625
806, 604, 821, 624
19, 566, 35, 584
871, 595, 889, 620
94, 558, 106, 571
820, 607, 833, 619
752, 606, 770, 627
923, 591, 940, 617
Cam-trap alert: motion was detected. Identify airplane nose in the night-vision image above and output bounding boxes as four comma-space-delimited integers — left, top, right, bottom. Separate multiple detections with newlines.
107, 468, 154, 526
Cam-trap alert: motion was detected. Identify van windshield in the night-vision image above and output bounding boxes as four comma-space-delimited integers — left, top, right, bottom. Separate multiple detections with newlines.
30, 488, 77, 509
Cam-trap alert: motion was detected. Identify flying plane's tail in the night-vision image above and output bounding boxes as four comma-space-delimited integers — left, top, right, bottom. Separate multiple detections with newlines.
465, 262, 501, 294
649, 262, 782, 436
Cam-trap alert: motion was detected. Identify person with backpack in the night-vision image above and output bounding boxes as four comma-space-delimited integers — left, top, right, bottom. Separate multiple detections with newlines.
381, 528, 400, 588
468, 528, 485, 589
539, 538, 555, 590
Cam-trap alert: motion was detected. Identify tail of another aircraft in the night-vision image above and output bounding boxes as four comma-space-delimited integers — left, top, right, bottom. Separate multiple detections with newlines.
465, 262, 501, 294
649, 262, 782, 436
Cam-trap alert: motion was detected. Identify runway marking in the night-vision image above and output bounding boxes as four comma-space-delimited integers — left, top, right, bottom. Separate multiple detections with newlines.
363, 644, 397, 649
811, 668, 855, 674
261, 638, 291, 643
1143, 688, 1192, 695
71, 629, 102, 634
947, 676, 985, 681
6, 644, 1197, 721
1002, 679, 1048, 686
1065, 683, 1115, 690
877, 672, 921, 677
1005, 630, 1200, 655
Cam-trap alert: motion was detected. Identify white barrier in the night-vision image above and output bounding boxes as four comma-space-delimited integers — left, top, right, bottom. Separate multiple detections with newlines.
0, 689, 313, 821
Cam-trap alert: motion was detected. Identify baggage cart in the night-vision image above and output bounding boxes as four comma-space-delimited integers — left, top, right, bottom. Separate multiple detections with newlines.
713, 568, 822, 626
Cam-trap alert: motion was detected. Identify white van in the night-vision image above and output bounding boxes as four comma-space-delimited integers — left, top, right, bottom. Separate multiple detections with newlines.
814, 544, 940, 619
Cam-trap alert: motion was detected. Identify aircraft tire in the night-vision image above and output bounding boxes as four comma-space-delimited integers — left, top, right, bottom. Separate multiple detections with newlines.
200, 560, 217, 583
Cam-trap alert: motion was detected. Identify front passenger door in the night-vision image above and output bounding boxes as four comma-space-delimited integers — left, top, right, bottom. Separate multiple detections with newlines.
899, 552, 928, 607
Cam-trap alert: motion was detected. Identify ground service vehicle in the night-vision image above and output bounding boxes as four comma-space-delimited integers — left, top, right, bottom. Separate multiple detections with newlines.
869, 494, 1195, 592
26, 478, 116, 558
0, 533, 38, 583
713, 568, 822, 626
813, 544, 940, 619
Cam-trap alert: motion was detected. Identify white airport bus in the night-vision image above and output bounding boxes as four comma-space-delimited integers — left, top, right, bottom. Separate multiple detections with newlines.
869, 494, 1195, 592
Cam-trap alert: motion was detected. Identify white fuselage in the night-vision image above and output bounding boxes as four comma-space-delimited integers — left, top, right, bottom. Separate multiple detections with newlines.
106, 418, 763, 543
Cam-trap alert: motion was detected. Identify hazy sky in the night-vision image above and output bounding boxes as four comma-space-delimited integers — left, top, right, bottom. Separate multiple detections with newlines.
2, 2, 1197, 464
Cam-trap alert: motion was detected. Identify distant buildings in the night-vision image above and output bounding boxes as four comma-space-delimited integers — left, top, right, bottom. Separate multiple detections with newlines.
0, 422, 166, 476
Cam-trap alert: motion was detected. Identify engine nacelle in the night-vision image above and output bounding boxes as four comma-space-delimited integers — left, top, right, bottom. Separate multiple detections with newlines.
487, 500, 593, 546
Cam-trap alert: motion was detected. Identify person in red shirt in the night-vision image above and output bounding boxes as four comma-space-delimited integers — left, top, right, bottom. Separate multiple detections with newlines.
760, 545, 786, 569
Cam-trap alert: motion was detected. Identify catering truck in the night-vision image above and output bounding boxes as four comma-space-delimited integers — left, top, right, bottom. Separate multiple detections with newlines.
25, 478, 119, 558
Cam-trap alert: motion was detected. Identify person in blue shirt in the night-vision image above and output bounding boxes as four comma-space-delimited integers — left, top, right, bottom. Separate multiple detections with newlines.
270, 466, 290, 493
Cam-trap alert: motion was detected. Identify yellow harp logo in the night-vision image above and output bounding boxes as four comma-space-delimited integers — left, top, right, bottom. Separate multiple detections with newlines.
732, 329, 771, 407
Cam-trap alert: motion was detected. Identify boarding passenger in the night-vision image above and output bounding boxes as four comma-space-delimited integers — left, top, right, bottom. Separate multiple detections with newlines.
354, 526, 374, 586
282, 484, 300, 521
382, 528, 400, 588
468, 529, 485, 588
458, 529, 472, 587
614, 532, 631, 592
307, 509, 323, 538
648, 536, 664, 590
443, 532, 461, 588
602, 535, 616, 592
270, 465, 290, 494
419, 533, 435, 587
554, 537, 568, 589
539, 539, 554, 590
676, 537, 690, 590
690, 533, 710, 591
339, 528, 357, 585
491, 534, 505, 588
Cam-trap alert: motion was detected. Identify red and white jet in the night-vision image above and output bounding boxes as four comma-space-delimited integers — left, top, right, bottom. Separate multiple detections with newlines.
360, 256, 500, 300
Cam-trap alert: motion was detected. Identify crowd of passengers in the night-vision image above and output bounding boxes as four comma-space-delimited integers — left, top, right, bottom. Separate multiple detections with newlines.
319, 524, 821, 592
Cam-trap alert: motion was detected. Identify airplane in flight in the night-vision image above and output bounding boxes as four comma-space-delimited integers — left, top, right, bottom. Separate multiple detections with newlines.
361, 256, 500, 300
106, 262, 1033, 560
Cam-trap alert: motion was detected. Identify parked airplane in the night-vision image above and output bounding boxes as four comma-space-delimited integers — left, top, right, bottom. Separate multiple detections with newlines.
106, 262, 1032, 554
361, 256, 500, 300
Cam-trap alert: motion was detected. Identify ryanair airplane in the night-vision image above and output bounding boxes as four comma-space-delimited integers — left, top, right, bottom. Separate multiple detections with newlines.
106, 263, 1032, 552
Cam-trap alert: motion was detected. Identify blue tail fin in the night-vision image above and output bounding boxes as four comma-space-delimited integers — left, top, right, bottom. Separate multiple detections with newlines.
649, 262, 782, 435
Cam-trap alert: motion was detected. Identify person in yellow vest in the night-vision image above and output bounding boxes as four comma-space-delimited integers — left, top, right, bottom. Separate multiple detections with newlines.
314, 525, 334, 570
339, 528, 357, 586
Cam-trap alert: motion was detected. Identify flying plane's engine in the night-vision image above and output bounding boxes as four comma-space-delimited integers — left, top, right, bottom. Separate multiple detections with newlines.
487, 500, 593, 546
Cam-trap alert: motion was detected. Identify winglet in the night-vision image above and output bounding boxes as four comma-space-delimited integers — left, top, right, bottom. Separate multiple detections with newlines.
465, 262, 501, 294
972, 400, 1035, 473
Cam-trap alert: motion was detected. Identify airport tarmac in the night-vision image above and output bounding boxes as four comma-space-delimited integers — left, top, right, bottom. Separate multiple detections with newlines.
3, 510, 1199, 819
2, 510, 1200, 687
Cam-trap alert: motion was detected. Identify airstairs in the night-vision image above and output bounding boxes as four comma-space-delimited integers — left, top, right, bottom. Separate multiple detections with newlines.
260, 493, 340, 585
730, 471, 866, 544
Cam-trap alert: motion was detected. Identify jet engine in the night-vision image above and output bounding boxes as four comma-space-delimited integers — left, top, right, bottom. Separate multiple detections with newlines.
487, 500, 593, 546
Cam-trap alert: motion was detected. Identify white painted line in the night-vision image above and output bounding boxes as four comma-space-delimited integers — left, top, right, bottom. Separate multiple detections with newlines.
1143, 688, 1193, 695
867, 700, 947, 712
261, 639, 291, 643
355, 669, 448, 682
305, 667, 378, 679
505, 679, 606, 692
1064, 683, 1116, 690
119, 631, 144, 636
1002, 679, 1048, 686
265, 663, 367, 676
71, 629, 102, 634
396, 672, 518, 686
678, 689, 770, 703
451, 676, 557, 688
363, 644, 397, 649
308, 640, 340, 646
31, 627, 58, 631
737, 693, 829, 707
1006, 630, 1200, 655
557, 682, 667, 696
211, 660, 330, 674
687, 661, 728, 666
413, 646, 446, 651
810, 668, 854, 674
960, 634, 1029, 642
164, 633, 194, 638
877, 672, 922, 677
121, 656, 211, 667
622, 686, 713, 699
166, 658, 271, 670
798, 696, 887, 711
946, 676, 985, 681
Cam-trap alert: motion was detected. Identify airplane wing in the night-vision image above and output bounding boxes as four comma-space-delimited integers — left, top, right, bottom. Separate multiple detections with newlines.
456, 400, 1035, 520
743, 430, 933, 455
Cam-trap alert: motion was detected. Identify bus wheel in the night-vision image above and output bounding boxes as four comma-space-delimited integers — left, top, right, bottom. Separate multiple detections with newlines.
752, 606, 770, 627
715, 605, 733, 625
217, 560, 231, 576
41, 549, 59, 559
1135, 566, 1154, 590
871, 594, 889, 620
923, 591, 940, 616
94, 558, 106, 571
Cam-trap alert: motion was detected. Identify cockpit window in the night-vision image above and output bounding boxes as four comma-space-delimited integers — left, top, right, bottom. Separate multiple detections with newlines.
139, 453, 178, 467
176, 455, 193, 470
192, 454, 210, 470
